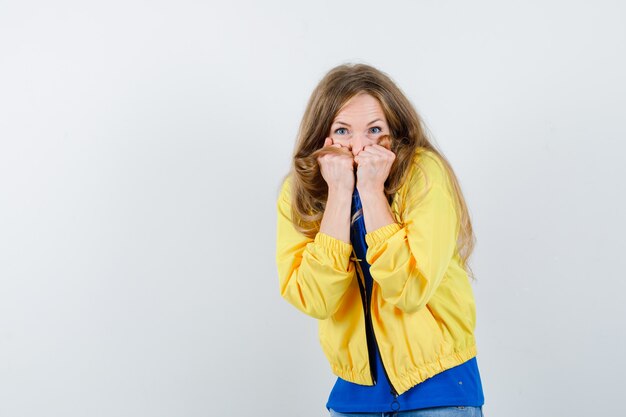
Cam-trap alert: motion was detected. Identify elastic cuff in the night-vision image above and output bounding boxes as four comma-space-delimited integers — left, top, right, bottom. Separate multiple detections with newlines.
365, 222, 402, 247
314, 232, 353, 256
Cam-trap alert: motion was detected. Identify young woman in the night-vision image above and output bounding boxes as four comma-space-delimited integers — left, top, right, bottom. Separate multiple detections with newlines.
275, 63, 485, 417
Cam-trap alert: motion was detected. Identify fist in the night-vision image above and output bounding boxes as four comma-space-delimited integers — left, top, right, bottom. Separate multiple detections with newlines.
316, 137, 355, 193
353, 135, 395, 193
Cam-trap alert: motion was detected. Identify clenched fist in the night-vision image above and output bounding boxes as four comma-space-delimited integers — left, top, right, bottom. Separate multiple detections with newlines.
354, 135, 395, 194
316, 137, 355, 194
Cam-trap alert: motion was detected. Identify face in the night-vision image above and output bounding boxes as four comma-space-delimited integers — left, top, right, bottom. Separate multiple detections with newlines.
329, 93, 389, 156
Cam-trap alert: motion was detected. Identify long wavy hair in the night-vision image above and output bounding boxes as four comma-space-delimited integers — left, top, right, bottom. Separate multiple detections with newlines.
280, 63, 476, 280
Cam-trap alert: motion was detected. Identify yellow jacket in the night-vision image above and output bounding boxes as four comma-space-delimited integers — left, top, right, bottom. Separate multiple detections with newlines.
275, 147, 478, 395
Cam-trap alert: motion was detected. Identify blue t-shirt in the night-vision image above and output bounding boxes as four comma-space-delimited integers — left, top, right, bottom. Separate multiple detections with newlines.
326, 188, 485, 413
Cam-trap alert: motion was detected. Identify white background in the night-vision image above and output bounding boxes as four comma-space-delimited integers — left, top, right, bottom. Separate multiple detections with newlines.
1, 1, 625, 416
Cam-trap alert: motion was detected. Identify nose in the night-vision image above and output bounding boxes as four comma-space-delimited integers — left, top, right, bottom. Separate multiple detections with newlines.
349, 133, 367, 156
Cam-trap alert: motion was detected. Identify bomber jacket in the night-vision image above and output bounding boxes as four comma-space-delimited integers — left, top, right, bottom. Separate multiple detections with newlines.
275, 147, 478, 395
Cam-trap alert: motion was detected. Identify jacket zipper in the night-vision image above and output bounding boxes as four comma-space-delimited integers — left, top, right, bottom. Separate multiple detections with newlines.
352, 248, 376, 385
352, 251, 399, 398
372, 327, 399, 398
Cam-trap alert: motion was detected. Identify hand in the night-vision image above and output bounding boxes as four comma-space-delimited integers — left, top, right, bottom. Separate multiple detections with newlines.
354, 143, 395, 194
317, 137, 355, 194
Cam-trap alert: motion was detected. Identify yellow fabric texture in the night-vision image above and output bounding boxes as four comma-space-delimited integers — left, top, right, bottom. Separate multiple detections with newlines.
275, 147, 478, 395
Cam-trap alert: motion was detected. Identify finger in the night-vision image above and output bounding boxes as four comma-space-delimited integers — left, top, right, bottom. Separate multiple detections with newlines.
356, 147, 378, 159
354, 148, 383, 164
323, 137, 332, 147
364, 144, 393, 157
367, 143, 387, 152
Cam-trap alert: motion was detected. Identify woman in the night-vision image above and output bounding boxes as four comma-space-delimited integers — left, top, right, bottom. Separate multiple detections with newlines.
275, 63, 485, 416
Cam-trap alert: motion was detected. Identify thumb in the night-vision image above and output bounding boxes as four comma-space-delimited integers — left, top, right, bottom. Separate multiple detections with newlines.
323, 137, 332, 147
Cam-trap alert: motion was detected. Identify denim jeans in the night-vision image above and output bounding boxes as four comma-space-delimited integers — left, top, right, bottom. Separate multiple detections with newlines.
329, 406, 484, 417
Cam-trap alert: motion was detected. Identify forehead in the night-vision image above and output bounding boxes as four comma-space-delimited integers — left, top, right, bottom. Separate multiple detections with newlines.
334, 93, 385, 121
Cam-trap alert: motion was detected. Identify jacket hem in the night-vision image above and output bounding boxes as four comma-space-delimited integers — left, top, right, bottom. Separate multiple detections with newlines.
393, 345, 478, 395
330, 364, 374, 386
327, 345, 478, 395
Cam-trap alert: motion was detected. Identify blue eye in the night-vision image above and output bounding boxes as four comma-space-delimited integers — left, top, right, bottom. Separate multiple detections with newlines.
334, 128, 348, 135
369, 126, 382, 134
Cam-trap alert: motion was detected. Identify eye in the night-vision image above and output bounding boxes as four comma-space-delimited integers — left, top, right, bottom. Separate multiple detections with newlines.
369, 126, 382, 134
334, 127, 349, 135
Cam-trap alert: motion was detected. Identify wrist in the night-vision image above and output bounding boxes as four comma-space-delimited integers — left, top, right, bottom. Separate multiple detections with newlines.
328, 185, 354, 197
356, 186, 385, 199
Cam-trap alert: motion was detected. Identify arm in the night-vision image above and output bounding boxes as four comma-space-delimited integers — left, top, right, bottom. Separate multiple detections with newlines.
363, 161, 460, 314
275, 177, 356, 320
358, 189, 396, 235
319, 186, 352, 244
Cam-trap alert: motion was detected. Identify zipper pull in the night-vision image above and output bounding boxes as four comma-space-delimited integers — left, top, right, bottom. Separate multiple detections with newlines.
390, 396, 400, 412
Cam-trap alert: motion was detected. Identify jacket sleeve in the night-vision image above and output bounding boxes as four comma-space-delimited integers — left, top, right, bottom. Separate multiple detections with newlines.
364, 159, 460, 314
275, 176, 356, 320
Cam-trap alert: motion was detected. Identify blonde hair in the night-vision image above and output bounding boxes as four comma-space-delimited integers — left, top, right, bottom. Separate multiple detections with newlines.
281, 63, 476, 280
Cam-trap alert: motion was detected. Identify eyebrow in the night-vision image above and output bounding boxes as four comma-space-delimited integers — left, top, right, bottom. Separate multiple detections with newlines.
333, 119, 383, 127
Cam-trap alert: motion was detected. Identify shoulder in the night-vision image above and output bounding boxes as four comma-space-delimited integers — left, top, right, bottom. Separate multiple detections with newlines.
393, 148, 459, 219
277, 173, 293, 204
404, 147, 453, 193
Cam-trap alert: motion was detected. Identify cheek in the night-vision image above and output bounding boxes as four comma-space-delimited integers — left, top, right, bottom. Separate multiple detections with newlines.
331, 135, 349, 145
